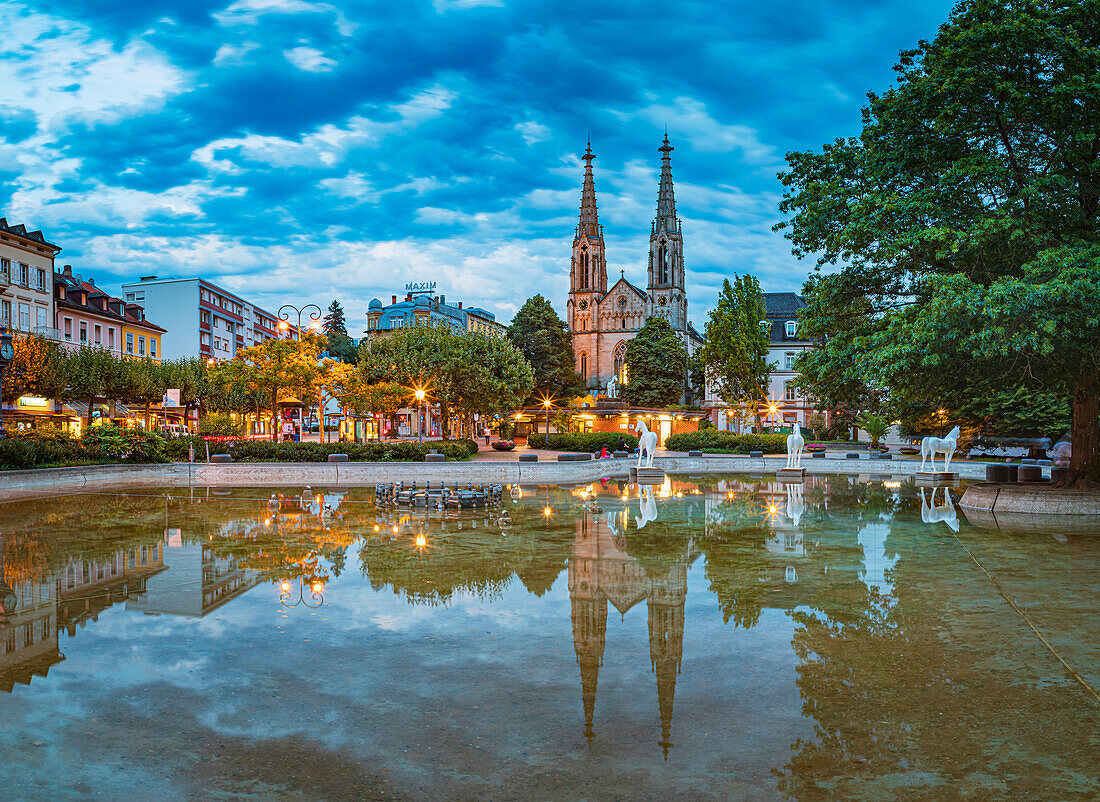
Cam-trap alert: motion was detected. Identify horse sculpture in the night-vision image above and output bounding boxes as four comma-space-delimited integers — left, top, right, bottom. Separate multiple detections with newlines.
919, 487, 959, 532
635, 421, 658, 469
920, 425, 960, 472
786, 423, 805, 469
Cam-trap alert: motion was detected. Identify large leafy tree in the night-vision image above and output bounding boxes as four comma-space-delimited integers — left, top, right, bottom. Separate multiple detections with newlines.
506, 294, 583, 403
3, 335, 65, 403
60, 347, 116, 428
776, 0, 1100, 487
699, 276, 772, 426
620, 317, 688, 408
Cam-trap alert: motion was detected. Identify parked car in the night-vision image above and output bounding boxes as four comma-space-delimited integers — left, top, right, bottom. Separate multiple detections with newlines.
159, 424, 191, 438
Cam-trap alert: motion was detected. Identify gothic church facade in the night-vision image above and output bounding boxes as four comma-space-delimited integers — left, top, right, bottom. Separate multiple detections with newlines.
566, 137, 704, 391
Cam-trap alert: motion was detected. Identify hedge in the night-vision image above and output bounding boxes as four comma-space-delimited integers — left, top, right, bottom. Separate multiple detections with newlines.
163, 437, 479, 462
664, 430, 789, 454
2, 431, 479, 470
526, 432, 639, 451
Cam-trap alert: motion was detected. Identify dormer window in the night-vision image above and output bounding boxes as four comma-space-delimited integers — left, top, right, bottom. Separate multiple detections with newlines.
785, 320, 797, 338
759, 320, 770, 333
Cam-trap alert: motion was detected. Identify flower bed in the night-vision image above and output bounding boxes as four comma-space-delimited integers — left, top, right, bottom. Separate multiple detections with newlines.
491, 440, 515, 451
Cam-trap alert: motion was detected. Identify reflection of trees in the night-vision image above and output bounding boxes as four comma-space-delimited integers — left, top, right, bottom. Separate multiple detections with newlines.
698, 503, 770, 629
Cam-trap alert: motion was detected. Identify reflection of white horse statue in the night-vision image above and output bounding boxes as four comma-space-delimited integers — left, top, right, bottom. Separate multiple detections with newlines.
919, 487, 959, 532
785, 482, 805, 526
635, 485, 658, 529
635, 421, 658, 469
921, 425, 960, 471
786, 423, 805, 469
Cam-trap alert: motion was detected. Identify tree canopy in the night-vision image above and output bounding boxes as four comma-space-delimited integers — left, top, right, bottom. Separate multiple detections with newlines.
323, 300, 347, 336
506, 294, 583, 403
776, 0, 1100, 486
620, 317, 687, 408
699, 276, 772, 419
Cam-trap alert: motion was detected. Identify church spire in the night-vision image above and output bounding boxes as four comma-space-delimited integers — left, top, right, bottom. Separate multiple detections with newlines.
654, 134, 678, 234
576, 141, 601, 241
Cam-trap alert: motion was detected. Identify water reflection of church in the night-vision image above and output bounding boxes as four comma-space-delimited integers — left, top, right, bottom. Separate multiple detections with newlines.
568, 508, 698, 757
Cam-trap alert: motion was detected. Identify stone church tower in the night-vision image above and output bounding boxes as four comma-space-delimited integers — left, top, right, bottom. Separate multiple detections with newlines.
644, 135, 688, 333
566, 138, 703, 392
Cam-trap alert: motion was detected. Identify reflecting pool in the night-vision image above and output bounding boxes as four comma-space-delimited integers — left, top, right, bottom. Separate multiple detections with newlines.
0, 475, 1097, 800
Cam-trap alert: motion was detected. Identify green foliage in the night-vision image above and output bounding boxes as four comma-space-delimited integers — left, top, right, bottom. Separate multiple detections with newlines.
855, 412, 890, 446
323, 299, 348, 336
506, 295, 584, 401
526, 432, 639, 451
620, 317, 687, 407
199, 439, 477, 462
700, 276, 772, 410
80, 424, 168, 463
664, 430, 789, 454
198, 413, 245, 437
0, 432, 92, 470
776, 0, 1100, 483
3, 334, 65, 403
324, 331, 358, 363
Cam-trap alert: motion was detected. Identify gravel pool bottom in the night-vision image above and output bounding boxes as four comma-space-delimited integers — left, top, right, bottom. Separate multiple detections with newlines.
0, 474, 1096, 800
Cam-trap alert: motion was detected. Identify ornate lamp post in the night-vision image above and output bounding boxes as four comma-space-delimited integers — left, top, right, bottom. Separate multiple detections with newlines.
0, 326, 13, 439
277, 304, 322, 339
279, 577, 325, 608
543, 397, 552, 436
414, 388, 426, 443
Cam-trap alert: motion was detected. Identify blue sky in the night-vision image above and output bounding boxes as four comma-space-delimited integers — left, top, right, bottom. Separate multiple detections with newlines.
0, 0, 956, 329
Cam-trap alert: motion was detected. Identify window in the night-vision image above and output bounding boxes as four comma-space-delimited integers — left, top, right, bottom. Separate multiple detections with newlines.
36, 268, 45, 290
150, 339, 156, 357
784, 352, 796, 371
126, 293, 135, 302
108, 328, 115, 348
36, 307, 47, 329
80, 322, 87, 343
367, 317, 378, 330
126, 332, 134, 354
580, 352, 588, 382
614, 340, 628, 384
759, 319, 771, 334
18, 303, 30, 330
1, 300, 10, 323
18, 263, 29, 286
785, 381, 797, 401
94, 324, 102, 345
391, 318, 404, 328
138, 336, 146, 356
785, 320, 797, 338
0, 258, 8, 279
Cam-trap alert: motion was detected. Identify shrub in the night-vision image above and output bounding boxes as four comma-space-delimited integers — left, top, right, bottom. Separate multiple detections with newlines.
167, 438, 477, 463
526, 432, 639, 451
81, 425, 168, 463
664, 430, 789, 454
0, 432, 92, 470
198, 413, 245, 437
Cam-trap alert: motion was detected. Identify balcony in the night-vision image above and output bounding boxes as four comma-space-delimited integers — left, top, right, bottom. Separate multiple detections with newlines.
32, 326, 64, 342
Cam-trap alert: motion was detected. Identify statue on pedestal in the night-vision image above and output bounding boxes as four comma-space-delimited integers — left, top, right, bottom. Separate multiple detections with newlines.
606, 375, 618, 399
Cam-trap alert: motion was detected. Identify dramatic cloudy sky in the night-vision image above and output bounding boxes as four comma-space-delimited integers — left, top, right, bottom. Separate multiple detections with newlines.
0, 0, 956, 330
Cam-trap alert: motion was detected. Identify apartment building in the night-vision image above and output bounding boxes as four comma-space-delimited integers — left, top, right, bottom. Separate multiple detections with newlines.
0, 218, 61, 339
120, 276, 293, 361
55, 266, 166, 360
364, 291, 505, 338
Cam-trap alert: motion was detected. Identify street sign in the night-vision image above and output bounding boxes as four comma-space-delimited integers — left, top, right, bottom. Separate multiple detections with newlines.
163, 388, 181, 407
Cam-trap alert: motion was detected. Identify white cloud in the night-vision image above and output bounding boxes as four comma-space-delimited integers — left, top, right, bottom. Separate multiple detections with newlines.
191, 84, 457, 173
283, 46, 337, 73
213, 41, 261, 66
215, 0, 358, 36
610, 95, 778, 166
0, 3, 189, 134
514, 120, 550, 145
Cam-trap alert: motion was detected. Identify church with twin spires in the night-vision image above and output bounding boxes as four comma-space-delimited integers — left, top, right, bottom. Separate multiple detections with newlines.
566, 137, 704, 391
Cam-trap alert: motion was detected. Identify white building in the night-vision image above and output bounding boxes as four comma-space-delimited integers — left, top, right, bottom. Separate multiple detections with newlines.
707, 292, 821, 432
0, 217, 60, 340
120, 276, 291, 361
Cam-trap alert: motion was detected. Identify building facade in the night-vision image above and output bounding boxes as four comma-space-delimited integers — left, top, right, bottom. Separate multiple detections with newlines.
120, 276, 290, 361
55, 266, 165, 360
364, 291, 504, 338
0, 217, 60, 340
565, 139, 703, 392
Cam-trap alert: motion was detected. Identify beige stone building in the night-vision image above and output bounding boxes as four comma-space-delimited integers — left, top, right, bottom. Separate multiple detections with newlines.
0, 218, 61, 338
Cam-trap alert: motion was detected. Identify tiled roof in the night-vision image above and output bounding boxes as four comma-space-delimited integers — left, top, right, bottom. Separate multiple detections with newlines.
0, 217, 60, 250
763, 292, 804, 317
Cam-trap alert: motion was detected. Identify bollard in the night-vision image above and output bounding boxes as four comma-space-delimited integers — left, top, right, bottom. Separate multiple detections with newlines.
519, 454, 538, 462
985, 464, 1011, 482
327, 454, 349, 463
1018, 465, 1042, 482
688, 450, 703, 458
211, 454, 232, 464
846, 453, 860, 459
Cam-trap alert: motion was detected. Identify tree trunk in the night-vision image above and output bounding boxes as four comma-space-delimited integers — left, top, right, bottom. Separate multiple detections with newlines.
1061, 371, 1099, 490
271, 392, 279, 442
145, 401, 152, 431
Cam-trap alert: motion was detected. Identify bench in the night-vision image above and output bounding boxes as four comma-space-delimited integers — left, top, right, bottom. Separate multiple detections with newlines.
210, 454, 232, 464
846, 453, 860, 460
613, 451, 629, 458
557, 453, 575, 462
1018, 464, 1043, 482
688, 450, 703, 458
327, 453, 349, 463
812, 451, 826, 459
986, 464, 1012, 482
748, 451, 763, 459
518, 454, 538, 462
425, 453, 446, 463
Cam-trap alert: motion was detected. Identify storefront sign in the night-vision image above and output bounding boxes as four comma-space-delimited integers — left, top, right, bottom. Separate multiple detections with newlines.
17, 396, 50, 409
405, 281, 436, 294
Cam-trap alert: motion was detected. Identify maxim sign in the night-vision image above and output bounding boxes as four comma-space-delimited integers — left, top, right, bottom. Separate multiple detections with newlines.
405, 281, 436, 294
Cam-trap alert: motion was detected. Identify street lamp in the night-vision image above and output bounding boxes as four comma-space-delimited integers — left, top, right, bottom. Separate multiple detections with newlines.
279, 578, 325, 608
543, 397, 553, 436
278, 303, 322, 339
0, 326, 13, 439
414, 387, 426, 443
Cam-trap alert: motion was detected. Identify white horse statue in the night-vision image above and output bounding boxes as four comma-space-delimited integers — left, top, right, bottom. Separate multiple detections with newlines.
786, 423, 805, 469
919, 487, 959, 532
785, 482, 805, 526
635, 421, 658, 469
920, 425, 960, 471
635, 485, 658, 530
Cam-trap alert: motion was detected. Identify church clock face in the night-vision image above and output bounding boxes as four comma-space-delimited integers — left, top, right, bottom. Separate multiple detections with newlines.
658, 295, 668, 306
578, 299, 589, 310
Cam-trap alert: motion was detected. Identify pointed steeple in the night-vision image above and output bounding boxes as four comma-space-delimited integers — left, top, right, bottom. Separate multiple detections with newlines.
576, 141, 601, 241
654, 134, 678, 234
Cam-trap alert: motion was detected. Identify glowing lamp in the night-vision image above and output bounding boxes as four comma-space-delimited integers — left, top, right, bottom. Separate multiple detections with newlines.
415, 534, 427, 548
280, 582, 291, 592
392, 525, 399, 534
543, 506, 552, 517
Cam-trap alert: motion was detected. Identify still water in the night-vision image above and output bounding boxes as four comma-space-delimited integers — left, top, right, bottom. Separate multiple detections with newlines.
0, 475, 1096, 800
